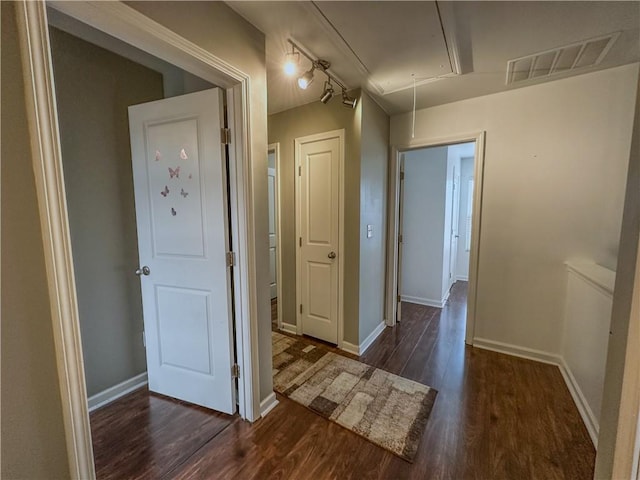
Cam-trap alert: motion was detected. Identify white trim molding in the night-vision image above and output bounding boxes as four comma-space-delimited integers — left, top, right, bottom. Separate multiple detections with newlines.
16, 2, 261, 477
87, 373, 148, 412
359, 322, 387, 355
401, 295, 446, 309
558, 358, 599, 446
268, 143, 283, 331
340, 341, 360, 356
472, 338, 561, 366
259, 392, 279, 418
279, 323, 297, 335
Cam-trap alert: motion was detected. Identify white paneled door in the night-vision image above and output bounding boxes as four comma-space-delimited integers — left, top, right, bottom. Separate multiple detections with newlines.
268, 167, 277, 299
128, 88, 235, 414
296, 131, 343, 344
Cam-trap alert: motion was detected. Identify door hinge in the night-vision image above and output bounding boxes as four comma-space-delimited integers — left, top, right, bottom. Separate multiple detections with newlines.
231, 363, 240, 378
399, 234, 403, 243
226, 251, 236, 267
300, 304, 303, 314
298, 165, 302, 176
299, 237, 302, 247
221, 127, 231, 145
397, 295, 401, 302
400, 171, 405, 181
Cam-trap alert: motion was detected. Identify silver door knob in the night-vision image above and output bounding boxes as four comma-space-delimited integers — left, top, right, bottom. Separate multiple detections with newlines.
135, 266, 151, 276
328, 251, 336, 259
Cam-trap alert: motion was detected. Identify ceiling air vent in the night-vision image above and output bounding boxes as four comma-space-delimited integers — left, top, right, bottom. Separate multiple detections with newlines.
506, 32, 620, 85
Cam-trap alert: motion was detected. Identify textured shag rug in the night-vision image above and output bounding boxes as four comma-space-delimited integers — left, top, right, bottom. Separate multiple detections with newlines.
272, 331, 437, 462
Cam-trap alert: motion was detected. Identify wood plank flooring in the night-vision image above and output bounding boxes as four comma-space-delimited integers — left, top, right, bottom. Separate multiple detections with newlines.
91, 282, 595, 479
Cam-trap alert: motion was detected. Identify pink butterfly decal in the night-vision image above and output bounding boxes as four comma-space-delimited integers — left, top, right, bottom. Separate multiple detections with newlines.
160, 185, 169, 197
155, 150, 162, 161
180, 148, 188, 160
171, 207, 177, 216
180, 188, 189, 198
168, 166, 180, 179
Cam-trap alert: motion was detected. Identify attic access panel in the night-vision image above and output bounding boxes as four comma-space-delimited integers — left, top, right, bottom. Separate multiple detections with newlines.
315, 1, 453, 95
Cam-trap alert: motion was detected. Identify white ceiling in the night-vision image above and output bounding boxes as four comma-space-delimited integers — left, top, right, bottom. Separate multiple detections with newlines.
226, 1, 640, 116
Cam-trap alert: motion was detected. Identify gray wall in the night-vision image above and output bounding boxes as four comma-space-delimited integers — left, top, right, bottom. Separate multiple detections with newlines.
401, 147, 448, 305
50, 27, 165, 397
358, 93, 390, 342
268, 91, 363, 344
456, 156, 474, 280
1, 3, 71, 478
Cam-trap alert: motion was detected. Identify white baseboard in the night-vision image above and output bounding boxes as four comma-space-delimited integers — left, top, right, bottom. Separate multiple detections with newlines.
280, 323, 297, 335
401, 295, 445, 308
339, 322, 386, 356
456, 275, 468, 282
259, 392, 279, 418
472, 338, 561, 365
359, 322, 386, 355
472, 337, 598, 447
340, 341, 359, 356
557, 358, 599, 446
88, 372, 148, 412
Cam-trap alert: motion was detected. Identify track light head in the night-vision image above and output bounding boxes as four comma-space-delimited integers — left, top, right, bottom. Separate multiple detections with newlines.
297, 67, 315, 90
341, 90, 357, 109
283, 51, 300, 76
320, 81, 334, 104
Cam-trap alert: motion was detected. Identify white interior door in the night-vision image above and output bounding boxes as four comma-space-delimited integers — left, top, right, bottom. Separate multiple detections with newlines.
296, 132, 342, 344
449, 167, 460, 289
128, 88, 236, 414
268, 167, 277, 300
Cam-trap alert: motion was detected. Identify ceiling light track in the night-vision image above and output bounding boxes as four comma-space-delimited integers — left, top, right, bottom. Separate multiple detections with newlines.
285, 39, 357, 108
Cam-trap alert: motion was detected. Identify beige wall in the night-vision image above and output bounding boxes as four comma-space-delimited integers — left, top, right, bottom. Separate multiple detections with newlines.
391, 63, 639, 355
358, 93, 390, 342
595, 71, 640, 479
1, 3, 71, 478
50, 27, 164, 397
268, 91, 363, 344
127, 1, 273, 402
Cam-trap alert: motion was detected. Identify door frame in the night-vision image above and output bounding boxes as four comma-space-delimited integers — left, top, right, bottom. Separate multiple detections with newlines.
268, 143, 284, 330
15, 2, 261, 478
386, 132, 486, 345
295, 129, 345, 348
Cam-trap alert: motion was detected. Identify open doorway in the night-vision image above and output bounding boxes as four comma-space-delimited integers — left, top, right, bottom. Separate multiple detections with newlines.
398, 142, 475, 313
268, 143, 283, 331
386, 133, 485, 345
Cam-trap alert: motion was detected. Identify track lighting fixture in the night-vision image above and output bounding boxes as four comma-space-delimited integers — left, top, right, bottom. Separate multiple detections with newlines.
297, 67, 315, 90
341, 90, 357, 109
285, 39, 358, 108
320, 80, 334, 104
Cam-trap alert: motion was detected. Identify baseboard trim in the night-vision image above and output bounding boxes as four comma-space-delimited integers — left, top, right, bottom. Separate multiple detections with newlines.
456, 275, 468, 282
401, 295, 445, 309
557, 358, 599, 446
473, 337, 598, 447
340, 341, 360, 356
472, 338, 561, 365
88, 372, 148, 412
259, 392, 279, 418
280, 323, 297, 335
359, 321, 386, 355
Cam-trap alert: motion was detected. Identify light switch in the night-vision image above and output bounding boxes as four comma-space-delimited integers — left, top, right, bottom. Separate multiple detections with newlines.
367, 224, 373, 238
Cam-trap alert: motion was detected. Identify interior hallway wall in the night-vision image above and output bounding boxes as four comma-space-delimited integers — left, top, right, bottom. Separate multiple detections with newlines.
391, 63, 639, 355
1, 3, 71, 477
50, 27, 165, 397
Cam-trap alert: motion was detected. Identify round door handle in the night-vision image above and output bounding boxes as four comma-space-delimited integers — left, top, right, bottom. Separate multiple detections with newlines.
328, 251, 336, 259
135, 266, 151, 276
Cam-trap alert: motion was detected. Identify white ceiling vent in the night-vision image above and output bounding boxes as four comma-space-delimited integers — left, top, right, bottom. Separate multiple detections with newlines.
506, 32, 620, 85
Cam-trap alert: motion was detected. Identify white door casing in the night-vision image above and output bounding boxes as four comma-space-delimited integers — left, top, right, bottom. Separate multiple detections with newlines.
268, 167, 277, 299
129, 88, 236, 414
296, 130, 344, 345
449, 166, 460, 290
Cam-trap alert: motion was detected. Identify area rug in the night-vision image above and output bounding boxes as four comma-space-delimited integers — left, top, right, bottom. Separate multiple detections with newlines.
272, 331, 437, 462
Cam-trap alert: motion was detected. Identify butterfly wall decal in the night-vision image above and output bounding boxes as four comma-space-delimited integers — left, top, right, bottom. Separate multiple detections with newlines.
155, 150, 162, 161
180, 188, 189, 198
168, 166, 180, 179
171, 207, 177, 216
160, 185, 169, 197
180, 148, 188, 160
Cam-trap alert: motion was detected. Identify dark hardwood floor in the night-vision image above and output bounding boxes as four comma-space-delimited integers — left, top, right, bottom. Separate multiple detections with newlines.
91, 282, 595, 479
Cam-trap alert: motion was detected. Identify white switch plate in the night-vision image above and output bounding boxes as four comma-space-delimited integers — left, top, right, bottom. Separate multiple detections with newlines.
367, 224, 373, 238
